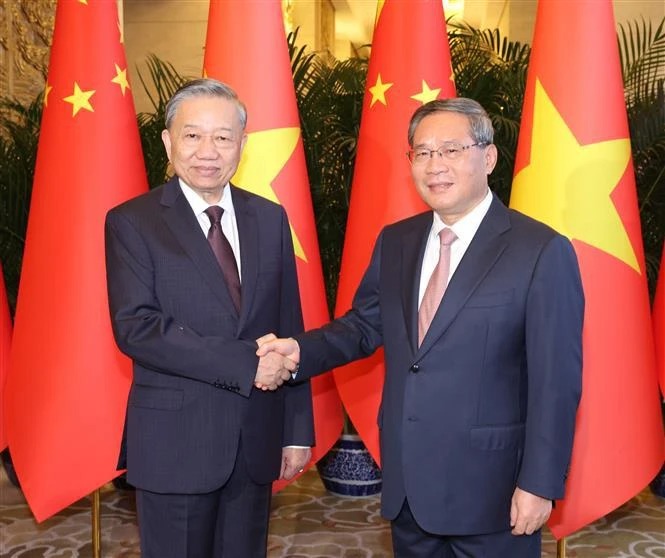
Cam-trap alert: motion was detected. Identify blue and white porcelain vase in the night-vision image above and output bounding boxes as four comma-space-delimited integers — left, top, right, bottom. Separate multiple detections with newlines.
317, 434, 382, 497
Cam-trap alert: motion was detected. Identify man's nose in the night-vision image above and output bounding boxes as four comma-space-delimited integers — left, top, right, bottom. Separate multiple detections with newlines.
196, 135, 219, 157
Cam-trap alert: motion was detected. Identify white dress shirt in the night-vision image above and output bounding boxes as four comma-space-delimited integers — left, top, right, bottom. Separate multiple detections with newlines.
418, 188, 493, 308
179, 180, 242, 281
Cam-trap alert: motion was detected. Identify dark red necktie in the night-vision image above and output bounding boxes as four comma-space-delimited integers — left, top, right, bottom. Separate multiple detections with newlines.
204, 206, 241, 312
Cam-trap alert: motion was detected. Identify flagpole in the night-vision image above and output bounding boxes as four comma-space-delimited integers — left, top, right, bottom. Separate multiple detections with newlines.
92, 489, 101, 558
557, 537, 566, 558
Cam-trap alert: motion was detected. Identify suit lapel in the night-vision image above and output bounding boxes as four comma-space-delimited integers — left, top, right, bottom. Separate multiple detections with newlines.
400, 214, 432, 353
417, 196, 511, 355
231, 185, 259, 330
160, 178, 240, 315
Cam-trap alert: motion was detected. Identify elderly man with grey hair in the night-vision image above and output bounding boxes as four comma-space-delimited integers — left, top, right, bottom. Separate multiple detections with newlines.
105, 78, 313, 557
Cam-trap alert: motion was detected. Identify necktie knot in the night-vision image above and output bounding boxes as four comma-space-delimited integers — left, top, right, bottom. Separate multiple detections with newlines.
205, 205, 224, 225
439, 227, 457, 247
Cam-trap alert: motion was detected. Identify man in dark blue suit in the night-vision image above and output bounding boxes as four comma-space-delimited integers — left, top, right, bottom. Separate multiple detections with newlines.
258, 98, 584, 557
105, 79, 313, 557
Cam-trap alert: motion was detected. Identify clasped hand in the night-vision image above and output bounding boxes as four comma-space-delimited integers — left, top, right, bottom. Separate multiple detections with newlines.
254, 334, 300, 391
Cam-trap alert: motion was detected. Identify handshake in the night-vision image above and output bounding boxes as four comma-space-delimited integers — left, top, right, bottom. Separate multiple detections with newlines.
253, 334, 300, 391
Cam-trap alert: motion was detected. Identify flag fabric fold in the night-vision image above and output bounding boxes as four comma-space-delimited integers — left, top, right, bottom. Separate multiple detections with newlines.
4, 0, 148, 521
332, 0, 455, 463
510, 0, 665, 538
0, 262, 11, 451
203, 0, 343, 487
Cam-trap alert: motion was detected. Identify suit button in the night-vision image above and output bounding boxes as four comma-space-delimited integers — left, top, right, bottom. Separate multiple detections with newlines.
410, 364, 420, 373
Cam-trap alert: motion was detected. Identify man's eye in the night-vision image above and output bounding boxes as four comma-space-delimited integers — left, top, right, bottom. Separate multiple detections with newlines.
215, 136, 229, 142
415, 150, 430, 160
184, 133, 199, 140
444, 147, 460, 155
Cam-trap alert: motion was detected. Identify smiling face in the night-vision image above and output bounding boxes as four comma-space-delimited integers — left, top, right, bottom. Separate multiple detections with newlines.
410, 111, 497, 225
161, 95, 247, 203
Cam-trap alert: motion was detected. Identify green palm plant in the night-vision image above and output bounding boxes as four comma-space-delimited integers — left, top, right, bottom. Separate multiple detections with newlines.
618, 17, 665, 292
0, 94, 43, 311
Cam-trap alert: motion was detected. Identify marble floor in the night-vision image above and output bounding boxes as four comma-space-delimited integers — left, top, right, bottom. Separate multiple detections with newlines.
0, 466, 664, 557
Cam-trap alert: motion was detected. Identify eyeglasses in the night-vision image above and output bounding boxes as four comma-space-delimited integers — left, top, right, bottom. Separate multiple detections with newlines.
407, 142, 489, 165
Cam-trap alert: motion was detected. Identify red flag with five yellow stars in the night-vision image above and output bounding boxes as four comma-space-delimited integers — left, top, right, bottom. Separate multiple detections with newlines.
333, 0, 455, 463
4, 0, 148, 521
203, 0, 343, 488
0, 262, 11, 451
654, 244, 665, 397
510, 0, 665, 538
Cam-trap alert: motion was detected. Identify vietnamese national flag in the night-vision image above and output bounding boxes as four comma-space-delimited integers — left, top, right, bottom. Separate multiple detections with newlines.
203, 0, 343, 487
333, 0, 455, 463
0, 262, 11, 451
510, 0, 665, 538
654, 244, 665, 397
4, 0, 148, 521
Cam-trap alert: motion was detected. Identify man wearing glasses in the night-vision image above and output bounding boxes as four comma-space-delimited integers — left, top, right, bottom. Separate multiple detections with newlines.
258, 98, 584, 557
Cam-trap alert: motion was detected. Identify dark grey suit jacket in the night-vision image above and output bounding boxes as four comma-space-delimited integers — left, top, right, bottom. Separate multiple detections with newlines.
105, 177, 314, 493
295, 195, 583, 535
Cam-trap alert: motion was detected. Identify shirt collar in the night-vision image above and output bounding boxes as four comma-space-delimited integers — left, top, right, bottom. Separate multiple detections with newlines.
431, 188, 493, 245
178, 179, 235, 218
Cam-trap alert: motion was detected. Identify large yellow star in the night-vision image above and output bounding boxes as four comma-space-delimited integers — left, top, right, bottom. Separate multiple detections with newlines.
369, 73, 393, 108
411, 80, 441, 105
511, 79, 637, 272
232, 127, 307, 261
111, 64, 130, 96
63, 82, 95, 117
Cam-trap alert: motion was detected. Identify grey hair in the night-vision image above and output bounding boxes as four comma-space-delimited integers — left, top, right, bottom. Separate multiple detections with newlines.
407, 98, 494, 147
164, 78, 247, 130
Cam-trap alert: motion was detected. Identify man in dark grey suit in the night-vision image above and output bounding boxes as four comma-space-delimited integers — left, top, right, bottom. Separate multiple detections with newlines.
258, 98, 584, 557
105, 79, 313, 557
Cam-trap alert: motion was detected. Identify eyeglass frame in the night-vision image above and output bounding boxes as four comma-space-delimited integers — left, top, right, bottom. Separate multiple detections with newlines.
406, 141, 490, 165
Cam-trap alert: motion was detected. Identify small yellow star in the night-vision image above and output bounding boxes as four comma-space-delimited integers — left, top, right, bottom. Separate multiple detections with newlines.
369, 73, 393, 108
63, 82, 95, 117
79, 0, 88, 4
43, 84, 53, 107
233, 127, 307, 261
511, 79, 637, 272
410, 80, 441, 105
111, 64, 130, 96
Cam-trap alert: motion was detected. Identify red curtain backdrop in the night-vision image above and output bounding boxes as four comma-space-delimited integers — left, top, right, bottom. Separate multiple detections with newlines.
203, 0, 344, 488
510, 0, 665, 539
332, 0, 456, 463
4, 0, 148, 521
0, 262, 11, 451
654, 244, 665, 397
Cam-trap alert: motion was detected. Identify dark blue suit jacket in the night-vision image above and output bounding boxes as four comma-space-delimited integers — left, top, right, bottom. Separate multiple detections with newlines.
105, 177, 314, 493
295, 195, 583, 535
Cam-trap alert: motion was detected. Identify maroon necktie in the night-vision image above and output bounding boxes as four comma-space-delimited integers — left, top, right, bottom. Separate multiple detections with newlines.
418, 228, 457, 346
204, 206, 241, 312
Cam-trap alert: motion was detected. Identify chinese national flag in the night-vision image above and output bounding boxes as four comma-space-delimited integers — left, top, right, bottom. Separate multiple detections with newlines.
333, 0, 455, 463
4, 0, 148, 521
654, 244, 665, 396
510, 0, 665, 538
0, 262, 11, 450
203, 0, 343, 487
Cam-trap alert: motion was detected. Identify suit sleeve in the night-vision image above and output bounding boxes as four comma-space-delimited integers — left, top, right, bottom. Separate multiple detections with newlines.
105, 209, 259, 396
276, 209, 315, 447
517, 234, 584, 500
295, 231, 385, 380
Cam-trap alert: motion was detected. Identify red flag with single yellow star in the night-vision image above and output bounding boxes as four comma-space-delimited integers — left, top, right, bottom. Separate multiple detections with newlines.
203, 0, 343, 488
333, 0, 455, 463
4, 0, 148, 521
510, 0, 665, 538
654, 244, 665, 397
0, 262, 11, 451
